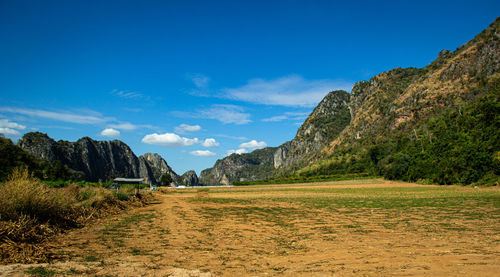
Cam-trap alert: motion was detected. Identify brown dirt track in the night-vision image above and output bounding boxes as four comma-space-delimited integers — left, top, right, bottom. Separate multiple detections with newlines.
1, 179, 499, 276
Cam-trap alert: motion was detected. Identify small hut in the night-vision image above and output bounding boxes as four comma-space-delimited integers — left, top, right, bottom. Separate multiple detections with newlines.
112, 178, 145, 195
113, 178, 145, 184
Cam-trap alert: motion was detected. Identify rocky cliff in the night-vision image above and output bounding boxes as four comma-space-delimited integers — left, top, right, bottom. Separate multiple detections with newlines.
138, 153, 180, 185
199, 147, 279, 185
180, 170, 199, 186
276, 90, 351, 171
18, 132, 180, 184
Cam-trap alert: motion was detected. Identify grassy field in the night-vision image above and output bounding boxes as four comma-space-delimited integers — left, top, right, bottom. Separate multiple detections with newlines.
2, 178, 499, 276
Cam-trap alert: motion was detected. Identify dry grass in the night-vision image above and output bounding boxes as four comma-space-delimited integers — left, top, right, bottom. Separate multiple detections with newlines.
0, 168, 152, 264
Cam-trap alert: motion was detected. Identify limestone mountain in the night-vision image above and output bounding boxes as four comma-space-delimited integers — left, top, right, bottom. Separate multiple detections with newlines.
180, 170, 199, 186
138, 153, 180, 185
199, 146, 280, 185
18, 132, 181, 185
297, 17, 499, 185
199, 90, 351, 186
276, 90, 351, 171
200, 17, 499, 186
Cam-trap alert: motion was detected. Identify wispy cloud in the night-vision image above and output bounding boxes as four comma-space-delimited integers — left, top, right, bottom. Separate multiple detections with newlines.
142, 132, 199, 147
214, 134, 248, 141
190, 74, 210, 89
111, 89, 149, 100
0, 107, 113, 124
173, 104, 251, 125
262, 111, 310, 122
175, 123, 201, 134
107, 122, 148, 131
100, 128, 120, 138
190, 150, 216, 157
223, 75, 352, 107
187, 73, 211, 96
201, 105, 251, 124
262, 115, 288, 122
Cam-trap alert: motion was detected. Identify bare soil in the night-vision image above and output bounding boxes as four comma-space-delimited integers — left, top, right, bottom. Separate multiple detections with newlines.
1, 179, 499, 276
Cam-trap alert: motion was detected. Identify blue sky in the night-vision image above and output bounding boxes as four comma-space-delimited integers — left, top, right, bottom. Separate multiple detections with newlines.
0, 0, 498, 175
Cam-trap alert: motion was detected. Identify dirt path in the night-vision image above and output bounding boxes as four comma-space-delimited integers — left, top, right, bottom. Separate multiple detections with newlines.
1, 181, 499, 276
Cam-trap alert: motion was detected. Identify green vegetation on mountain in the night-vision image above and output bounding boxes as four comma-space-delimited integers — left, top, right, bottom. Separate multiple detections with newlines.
295, 18, 500, 186
0, 137, 78, 182
199, 147, 278, 185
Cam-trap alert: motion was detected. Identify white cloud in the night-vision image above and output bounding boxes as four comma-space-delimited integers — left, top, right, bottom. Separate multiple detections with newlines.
173, 104, 251, 125
239, 140, 267, 150
223, 75, 352, 107
142, 132, 199, 147
0, 128, 20, 135
190, 150, 216, 157
201, 138, 219, 147
100, 128, 120, 138
175, 123, 201, 134
0, 107, 112, 124
0, 119, 26, 130
226, 148, 248, 156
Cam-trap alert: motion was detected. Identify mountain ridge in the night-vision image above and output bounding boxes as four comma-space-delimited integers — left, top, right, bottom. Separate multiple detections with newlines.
17, 132, 199, 185
200, 17, 499, 186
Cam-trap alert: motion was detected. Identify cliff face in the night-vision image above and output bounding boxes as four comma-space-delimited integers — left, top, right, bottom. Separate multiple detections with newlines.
18, 132, 179, 184
199, 147, 278, 185
181, 170, 199, 186
138, 153, 180, 185
277, 90, 351, 170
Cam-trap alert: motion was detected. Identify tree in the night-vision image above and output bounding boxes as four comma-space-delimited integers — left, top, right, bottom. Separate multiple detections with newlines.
160, 174, 173, 186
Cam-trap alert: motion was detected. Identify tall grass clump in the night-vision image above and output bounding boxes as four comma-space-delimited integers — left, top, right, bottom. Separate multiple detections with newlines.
0, 168, 75, 227
0, 168, 151, 263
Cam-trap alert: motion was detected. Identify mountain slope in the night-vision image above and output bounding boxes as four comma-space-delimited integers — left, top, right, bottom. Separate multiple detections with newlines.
277, 90, 351, 171
200, 18, 499, 186
297, 18, 500, 185
199, 147, 279, 185
199, 90, 351, 185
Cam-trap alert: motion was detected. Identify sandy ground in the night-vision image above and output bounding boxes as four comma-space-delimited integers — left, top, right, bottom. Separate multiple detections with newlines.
1, 179, 499, 276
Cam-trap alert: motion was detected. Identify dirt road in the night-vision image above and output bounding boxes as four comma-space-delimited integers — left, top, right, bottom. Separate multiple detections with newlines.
1, 180, 499, 276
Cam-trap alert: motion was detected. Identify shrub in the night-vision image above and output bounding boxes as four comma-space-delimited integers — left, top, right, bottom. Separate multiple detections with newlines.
0, 168, 75, 227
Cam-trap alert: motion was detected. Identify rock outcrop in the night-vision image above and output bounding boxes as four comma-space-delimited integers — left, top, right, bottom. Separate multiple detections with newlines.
181, 170, 199, 186
139, 153, 180, 185
18, 132, 180, 184
199, 147, 278, 186
277, 90, 351, 170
